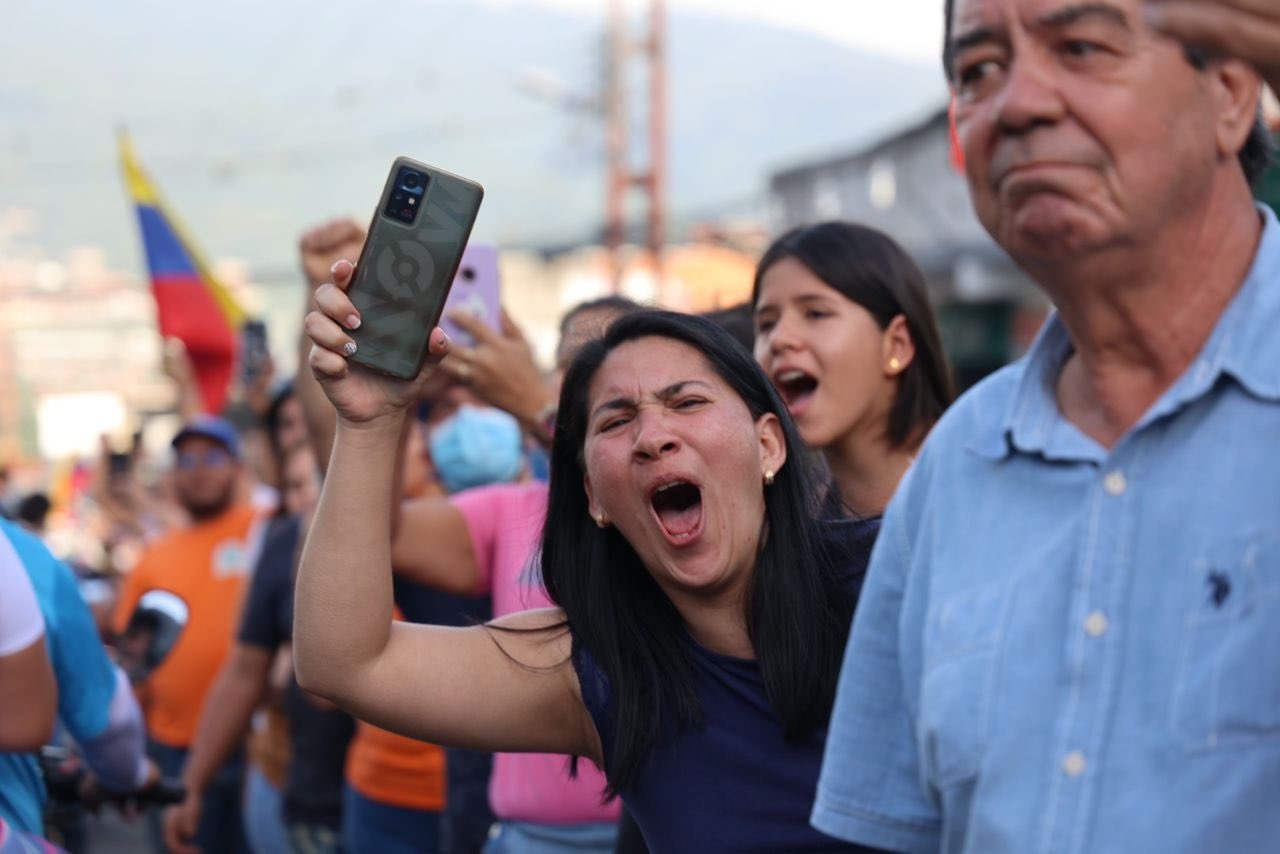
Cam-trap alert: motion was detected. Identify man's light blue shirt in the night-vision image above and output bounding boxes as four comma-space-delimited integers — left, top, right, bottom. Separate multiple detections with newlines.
812, 205, 1280, 854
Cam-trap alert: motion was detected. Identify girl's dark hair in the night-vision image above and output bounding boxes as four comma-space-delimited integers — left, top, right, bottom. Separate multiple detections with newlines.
264, 380, 296, 458
752, 222, 955, 448
540, 310, 853, 796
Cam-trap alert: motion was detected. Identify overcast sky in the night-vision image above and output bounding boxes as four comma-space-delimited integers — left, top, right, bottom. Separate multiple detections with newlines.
0, 0, 952, 270
490, 0, 947, 64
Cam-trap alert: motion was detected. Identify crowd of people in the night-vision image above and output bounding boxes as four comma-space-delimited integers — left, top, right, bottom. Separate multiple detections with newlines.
2, 0, 1279, 851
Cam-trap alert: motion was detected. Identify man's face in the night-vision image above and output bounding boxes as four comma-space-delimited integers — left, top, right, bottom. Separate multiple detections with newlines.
949, 0, 1223, 265
172, 435, 239, 520
281, 445, 321, 519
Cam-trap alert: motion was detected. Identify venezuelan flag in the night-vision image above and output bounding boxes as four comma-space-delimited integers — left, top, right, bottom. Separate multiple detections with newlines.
119, 131, 245, 414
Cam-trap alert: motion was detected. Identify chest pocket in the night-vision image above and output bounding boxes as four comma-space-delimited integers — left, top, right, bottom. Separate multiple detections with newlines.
1171, 531, 1280, 752
918, 578, 1015, 788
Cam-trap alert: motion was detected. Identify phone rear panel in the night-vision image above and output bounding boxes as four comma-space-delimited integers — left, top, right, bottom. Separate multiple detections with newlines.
348, 157, 484, 380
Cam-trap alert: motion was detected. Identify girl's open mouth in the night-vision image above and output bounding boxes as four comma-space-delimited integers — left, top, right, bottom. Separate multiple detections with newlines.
775, 369, 818, 417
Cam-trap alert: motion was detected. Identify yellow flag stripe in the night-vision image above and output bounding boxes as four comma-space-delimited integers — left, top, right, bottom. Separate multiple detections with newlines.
118, 130, 247, 327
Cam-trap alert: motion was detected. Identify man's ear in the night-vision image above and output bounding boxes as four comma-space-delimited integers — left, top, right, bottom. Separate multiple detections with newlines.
1210, 58, 1264, 167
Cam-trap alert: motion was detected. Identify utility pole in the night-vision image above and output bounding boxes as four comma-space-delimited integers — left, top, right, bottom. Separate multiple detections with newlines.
603, 0, 667, 291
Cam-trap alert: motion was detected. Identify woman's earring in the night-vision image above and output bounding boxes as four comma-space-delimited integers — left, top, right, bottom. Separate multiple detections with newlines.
594, 514, 608, 529
888, 357, 902, 373
763, 470, 775, 486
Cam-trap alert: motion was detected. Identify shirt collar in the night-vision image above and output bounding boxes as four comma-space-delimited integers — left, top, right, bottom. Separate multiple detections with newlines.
1204, 204, 1280, 403
974, 204, 1280, 461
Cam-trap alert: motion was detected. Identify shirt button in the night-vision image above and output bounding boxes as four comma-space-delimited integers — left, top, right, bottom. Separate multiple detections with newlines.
1103, 470, 1128, 496
1084, 611, 1109, 637
1062, 751, 1087, 778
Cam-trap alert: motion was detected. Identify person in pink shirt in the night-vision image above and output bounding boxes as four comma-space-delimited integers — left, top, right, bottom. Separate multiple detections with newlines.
390, 298, 639, 853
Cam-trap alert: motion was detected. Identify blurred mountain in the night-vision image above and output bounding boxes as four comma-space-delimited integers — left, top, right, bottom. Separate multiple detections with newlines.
0, 0, 946, 274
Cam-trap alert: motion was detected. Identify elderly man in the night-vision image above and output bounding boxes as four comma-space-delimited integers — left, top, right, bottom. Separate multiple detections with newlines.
812, 0, 1280, 852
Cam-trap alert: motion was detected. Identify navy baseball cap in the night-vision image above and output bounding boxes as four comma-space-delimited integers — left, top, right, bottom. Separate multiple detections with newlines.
170, 415, 242, 460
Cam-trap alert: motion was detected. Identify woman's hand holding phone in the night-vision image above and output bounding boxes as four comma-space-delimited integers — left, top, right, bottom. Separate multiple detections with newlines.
306, 258, 451, 429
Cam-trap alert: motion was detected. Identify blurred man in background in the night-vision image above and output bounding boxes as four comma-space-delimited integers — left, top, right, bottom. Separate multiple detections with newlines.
113, 416, 264, 854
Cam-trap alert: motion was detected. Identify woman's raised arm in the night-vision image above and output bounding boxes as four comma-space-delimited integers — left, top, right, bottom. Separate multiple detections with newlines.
292, 260, 600, 764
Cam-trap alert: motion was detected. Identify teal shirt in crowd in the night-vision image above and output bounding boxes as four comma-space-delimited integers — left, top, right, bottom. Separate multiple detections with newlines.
0, 521, 117, 835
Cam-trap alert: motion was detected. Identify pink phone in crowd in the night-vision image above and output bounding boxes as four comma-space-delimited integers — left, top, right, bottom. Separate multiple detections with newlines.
439, 242, 501, 347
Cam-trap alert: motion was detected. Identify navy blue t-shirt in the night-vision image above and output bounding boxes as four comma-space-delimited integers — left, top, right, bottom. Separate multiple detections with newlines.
573, 518, 882, 854
237, 515, 297, 649
393, 575, 496, 853
236, 515, 355, 829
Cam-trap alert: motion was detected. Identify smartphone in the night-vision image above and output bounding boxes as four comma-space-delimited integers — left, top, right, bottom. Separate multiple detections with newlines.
346, 157, 485, 380
439, 242, 501, 348
239, 319, 270, 387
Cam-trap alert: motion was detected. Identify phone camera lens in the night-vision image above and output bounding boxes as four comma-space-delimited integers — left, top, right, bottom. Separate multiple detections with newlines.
461, 266, 475, 281
404, 173, 422, 189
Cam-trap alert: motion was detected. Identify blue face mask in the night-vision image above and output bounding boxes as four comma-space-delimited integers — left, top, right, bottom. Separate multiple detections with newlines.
429, 405, 524, 493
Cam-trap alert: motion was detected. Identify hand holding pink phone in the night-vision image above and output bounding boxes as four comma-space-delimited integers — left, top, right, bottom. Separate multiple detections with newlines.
440, 243, 501, 348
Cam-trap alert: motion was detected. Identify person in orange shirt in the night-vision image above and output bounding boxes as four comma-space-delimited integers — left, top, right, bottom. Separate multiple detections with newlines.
113, 416, 263, 854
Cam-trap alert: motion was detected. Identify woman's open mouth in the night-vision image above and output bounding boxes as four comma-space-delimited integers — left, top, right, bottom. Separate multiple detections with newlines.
774, 369, 818, 417
649, 479, 704, 547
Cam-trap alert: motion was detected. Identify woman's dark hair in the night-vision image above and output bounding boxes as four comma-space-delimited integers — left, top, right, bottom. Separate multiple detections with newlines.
540, 310, 853, 796
258, 380, 300, 517
16, 493, 51, 530
752, 222, 955, 448
940, 0, 1275, 185
264, 379, 296, 458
